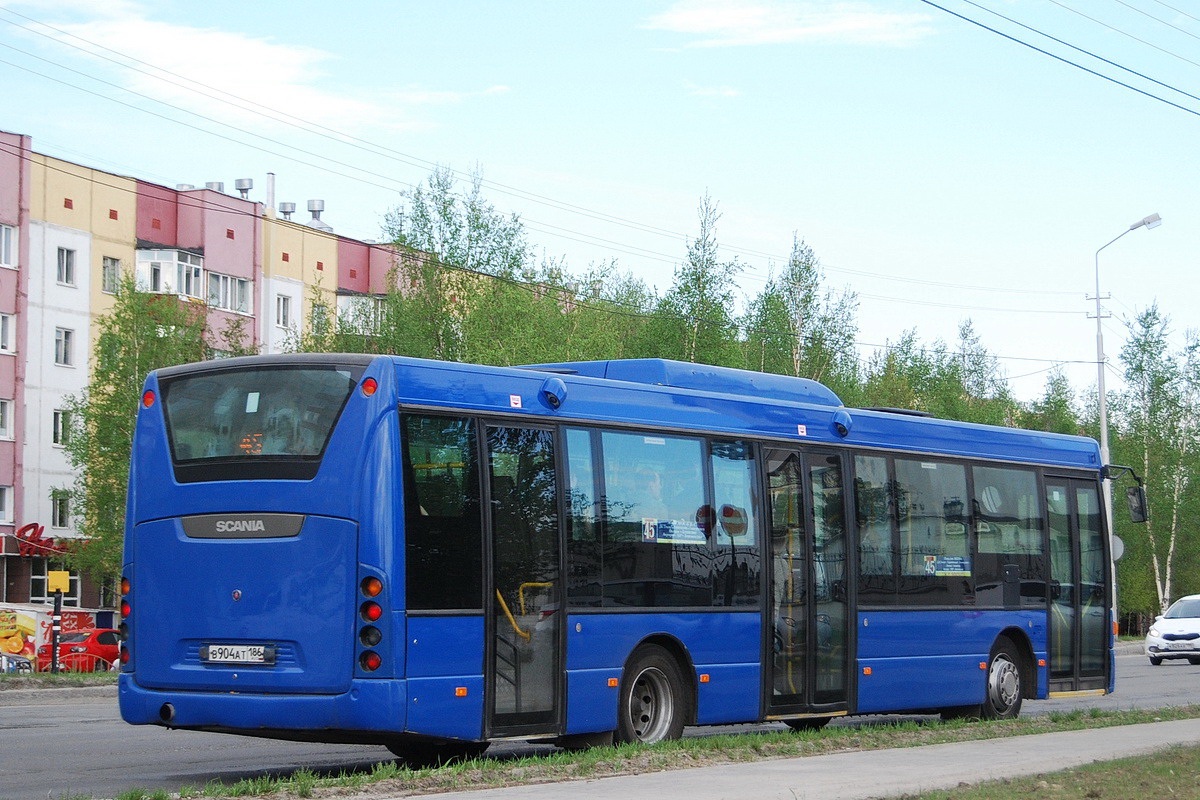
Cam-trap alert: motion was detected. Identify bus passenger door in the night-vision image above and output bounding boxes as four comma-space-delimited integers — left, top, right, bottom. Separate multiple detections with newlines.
485, 425, 562, 737
764, 448, 851, 718
1046, 479, 1110, 693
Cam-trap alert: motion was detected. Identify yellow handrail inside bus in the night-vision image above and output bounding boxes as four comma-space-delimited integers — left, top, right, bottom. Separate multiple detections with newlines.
494, 590, 531, 642
518, 582, 554, 615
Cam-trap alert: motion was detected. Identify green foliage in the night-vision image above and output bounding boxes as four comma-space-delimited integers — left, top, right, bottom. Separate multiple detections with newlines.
62, 275, 209, 579
1110, 307, 1200, 614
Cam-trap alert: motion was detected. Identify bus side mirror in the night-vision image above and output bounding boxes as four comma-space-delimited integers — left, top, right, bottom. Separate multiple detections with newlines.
1125, 486, 1148, 524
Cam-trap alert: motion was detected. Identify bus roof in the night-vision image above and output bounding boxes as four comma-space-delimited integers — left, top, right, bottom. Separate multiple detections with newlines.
147, 354, 1101, 471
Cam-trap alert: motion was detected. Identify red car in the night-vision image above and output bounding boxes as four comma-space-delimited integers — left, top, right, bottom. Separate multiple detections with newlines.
37, 628, 120, 672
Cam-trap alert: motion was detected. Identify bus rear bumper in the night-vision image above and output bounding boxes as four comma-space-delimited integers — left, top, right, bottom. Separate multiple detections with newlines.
118, 673, 409, 742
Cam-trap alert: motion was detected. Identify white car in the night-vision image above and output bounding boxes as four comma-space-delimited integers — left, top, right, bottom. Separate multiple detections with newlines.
1145, 594, 1200, 665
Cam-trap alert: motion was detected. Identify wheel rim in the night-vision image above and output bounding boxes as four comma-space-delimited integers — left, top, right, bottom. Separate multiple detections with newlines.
987, 654, 1020, 713
626, 666, 674, 742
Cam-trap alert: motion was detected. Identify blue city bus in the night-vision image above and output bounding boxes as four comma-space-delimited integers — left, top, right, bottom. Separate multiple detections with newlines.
119, 354, 1130, 760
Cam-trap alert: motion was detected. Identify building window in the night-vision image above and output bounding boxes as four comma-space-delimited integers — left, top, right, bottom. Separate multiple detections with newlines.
0, 314, 12, 354
149, 262, 162, 292
101, 257, 120, 294
54, 328, 73, 366
0, 399, 11, 440
29, 559, 80, 607
276, 294, 292, 328
53, 409, 71, 446
0, 224, 15, 268
0, 485, 11, 523
207, 272, 250, 313
177, 254, 202, 299
56, 248, 75, 286
51, 493, 70, 529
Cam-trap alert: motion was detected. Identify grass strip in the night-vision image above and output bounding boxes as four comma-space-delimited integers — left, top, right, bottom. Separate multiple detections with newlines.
0, 672, 118, 689
901, 743, 1200, 799
87, 705, 1200, 800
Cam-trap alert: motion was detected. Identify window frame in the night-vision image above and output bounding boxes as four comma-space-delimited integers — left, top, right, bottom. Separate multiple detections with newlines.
53, 327, 74, 366
52, 409, 71, 446
276, 294, 292, 329
0, 313, 13, 355
0, 398, 12, 440
0, 223, 15, 269
56, 247, 76, 286
51, 492, 70, 529
101, 256, 120, 294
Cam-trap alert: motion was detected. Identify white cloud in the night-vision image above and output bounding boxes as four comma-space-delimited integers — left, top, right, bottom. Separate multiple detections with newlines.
13, 1, 505, 133
645, 0, 934, 47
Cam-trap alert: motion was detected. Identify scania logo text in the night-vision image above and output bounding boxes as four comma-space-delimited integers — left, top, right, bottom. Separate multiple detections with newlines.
215, 519, 266, 533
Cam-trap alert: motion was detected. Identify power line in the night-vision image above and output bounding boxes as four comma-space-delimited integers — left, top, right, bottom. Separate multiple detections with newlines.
0, 138, 1103, 378
917, 0, 1200, 117
0, 8, 1088, 300
1109, 0, 1200, 44
1041, 0, 1200, 72
1146, 0, 1200, 25
960, 0, 1200, 105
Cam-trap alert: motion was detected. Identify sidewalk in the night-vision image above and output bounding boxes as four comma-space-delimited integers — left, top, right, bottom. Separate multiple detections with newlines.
416, 718, 1200, 800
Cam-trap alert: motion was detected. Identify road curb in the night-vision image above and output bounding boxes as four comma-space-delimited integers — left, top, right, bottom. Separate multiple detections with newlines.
0, 684, 117, 706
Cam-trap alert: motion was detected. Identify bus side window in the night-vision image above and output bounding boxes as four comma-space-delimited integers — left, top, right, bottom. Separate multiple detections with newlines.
402, 415, 483, 612
565, 428, 602, 607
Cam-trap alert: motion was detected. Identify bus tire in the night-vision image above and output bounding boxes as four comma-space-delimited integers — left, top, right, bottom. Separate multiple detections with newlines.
615, 645, 688, 745
784, 717, 831, 732
386, 738, 488, 767
979, 639, 1023, 720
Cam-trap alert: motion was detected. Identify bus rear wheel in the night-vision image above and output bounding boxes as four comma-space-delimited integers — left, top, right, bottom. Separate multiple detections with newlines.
979, 640, 1023, 720
615, 645, 688, 745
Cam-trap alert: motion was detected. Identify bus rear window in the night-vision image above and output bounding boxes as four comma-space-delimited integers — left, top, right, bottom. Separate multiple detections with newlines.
160, 365, 364, 483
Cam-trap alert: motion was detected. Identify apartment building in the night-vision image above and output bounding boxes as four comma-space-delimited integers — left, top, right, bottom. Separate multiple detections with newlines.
0, 130, 405, 610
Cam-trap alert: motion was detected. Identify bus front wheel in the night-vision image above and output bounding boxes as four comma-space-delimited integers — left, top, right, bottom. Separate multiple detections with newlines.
615, 645, 688, 745
980, 640, 1023, 720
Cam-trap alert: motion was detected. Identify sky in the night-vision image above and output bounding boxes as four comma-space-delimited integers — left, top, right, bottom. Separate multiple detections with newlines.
0, 0, 1196, 402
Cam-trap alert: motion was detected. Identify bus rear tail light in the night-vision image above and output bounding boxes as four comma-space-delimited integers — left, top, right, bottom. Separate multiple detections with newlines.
142, 390, 156, 408
120, 575, 131, 670
361, 378, 378, 397
357, 574, 386, 676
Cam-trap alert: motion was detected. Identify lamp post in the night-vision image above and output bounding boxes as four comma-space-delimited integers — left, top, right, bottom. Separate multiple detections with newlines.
1093, 212, 1161, 471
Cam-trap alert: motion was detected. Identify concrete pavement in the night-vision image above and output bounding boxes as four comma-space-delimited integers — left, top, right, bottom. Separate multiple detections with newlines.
416, 718, 1200, 800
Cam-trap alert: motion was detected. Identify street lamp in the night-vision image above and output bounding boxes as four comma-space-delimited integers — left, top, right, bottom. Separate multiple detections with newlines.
1093, 212, 1161, 471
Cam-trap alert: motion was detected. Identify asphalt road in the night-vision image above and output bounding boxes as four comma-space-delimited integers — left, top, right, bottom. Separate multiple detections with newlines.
0, 649, 1191, 800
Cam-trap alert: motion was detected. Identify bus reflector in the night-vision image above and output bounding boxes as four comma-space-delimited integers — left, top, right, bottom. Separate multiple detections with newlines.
1038, 658, 1046, 667
608, 678, 618, 688
359, 651, 381, 671
361, 577, 383, 597
142, 390, 155, 408
455, 687, 468, 697
979, 662, 987, 670
120, 648, 130, 665
360, 602, 382, 622
699, 674, 710, 683
862, 667, 872, 675
361, 378, 378, 397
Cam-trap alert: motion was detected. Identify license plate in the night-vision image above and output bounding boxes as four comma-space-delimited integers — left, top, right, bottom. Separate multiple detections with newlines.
201, 644, 275, 664
1167, 642, 1196, 651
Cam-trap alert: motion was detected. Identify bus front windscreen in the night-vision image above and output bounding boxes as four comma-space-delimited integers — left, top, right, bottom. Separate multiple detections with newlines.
160, 364, 364, 482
